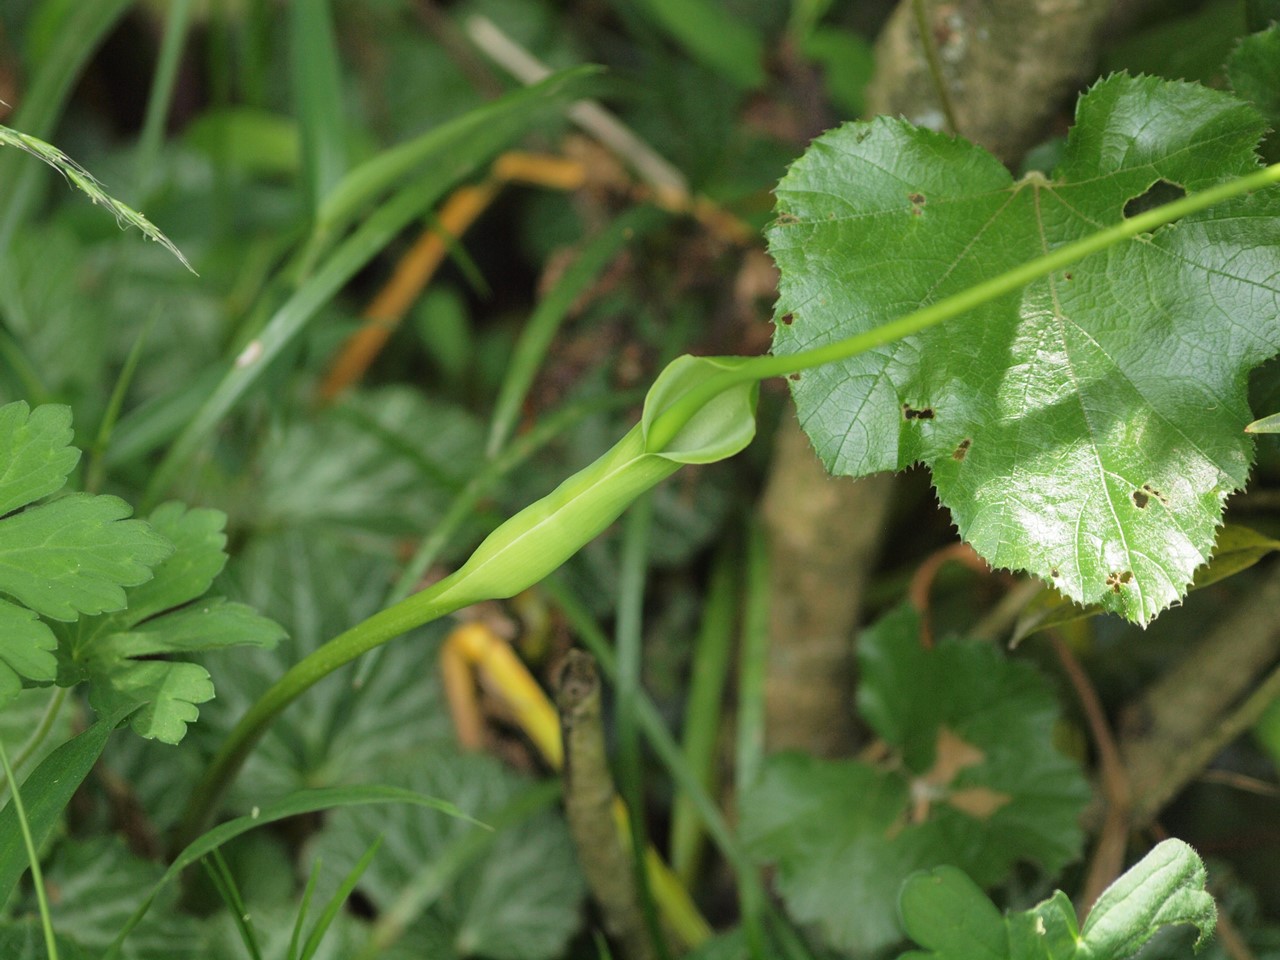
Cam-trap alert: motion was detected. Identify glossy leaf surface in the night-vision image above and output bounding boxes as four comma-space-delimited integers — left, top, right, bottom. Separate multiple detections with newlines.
770, 75, 1280, 623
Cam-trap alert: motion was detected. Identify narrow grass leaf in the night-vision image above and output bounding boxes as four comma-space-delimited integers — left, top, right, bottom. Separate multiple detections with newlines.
0, 0, 133, 253
0, 710, 127, 908
290, 0, 348, 215
486, 207, 663, 457
300, 838, 381, 960
108, 786, 479, 959
145, 68, 596, 505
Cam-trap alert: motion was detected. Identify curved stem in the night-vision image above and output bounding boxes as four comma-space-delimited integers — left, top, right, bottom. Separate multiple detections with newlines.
183, 161, 1280, 848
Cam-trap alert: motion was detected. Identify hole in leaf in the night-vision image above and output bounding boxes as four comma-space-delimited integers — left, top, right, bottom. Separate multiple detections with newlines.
1064, 272, 1073, 280
780, 312, 794, 325
1050, 568, 1060, 578
1106, 570, 1135, 593
1132, 489, 1149, 509
902, 404, 935, 421
1123, 179, 1186, 219
1140, 483, 1168, 506
952, 438, 971, 461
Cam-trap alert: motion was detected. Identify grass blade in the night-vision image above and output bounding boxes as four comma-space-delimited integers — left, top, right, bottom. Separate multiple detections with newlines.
486, 207, 662, 457
0, 710, 127, 907
670, 541, 736, 885
290, 0, 348, 215
299, 837, 381, 960
202, 848, 263, 960
143, 68, 597, 507
110, 785, 479, 960
0, 0, 134, 254
0, 737, 58, 960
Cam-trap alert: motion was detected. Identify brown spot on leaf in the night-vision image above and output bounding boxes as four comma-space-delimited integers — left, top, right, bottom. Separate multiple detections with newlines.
903, 403, 935, 420
1050, 568, 1060, 578
952, 438, 971, 461
1133, 489, 1149, 509
780, 312, 794, 325
1141, 483, 1169, 506
775, 212, 799, 225
947, 787, 1013, 819
1064, 272, 1073, 280
788, 372, 801, 381
1106, 570, 1134, 593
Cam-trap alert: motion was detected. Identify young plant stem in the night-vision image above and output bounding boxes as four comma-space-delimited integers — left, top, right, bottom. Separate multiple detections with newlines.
181, 162, 1280, 843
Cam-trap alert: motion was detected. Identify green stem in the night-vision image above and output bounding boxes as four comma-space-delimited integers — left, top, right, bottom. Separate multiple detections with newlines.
645, 161, 1280, 452
0, 737, 58, 960
183, 160, 1280, 845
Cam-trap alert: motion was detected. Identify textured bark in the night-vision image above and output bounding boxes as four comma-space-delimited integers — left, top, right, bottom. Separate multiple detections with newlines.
867, 0, 1114, 164
760, 0, 1115, 757
761, 425, 894, 755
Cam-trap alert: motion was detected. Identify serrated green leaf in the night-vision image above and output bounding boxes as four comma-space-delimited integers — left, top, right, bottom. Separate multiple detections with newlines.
308, 754, 584, 960
1081, 839, 1217, 957
54, 504, 284, 743
742, 605, 1088, 954
0, 492, 171, 620
0, 402, 78, 515
770, 74, 1280, 624
37, 837, 205, 960
252, 387, 484, 539
0, 600, 56, 702
1229, 26, 1280, 134
202, 530, 457, 804
1012, 524, 1280, 644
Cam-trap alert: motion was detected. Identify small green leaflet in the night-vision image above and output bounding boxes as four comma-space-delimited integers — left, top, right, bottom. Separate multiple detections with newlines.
741, 605, 1088, 954
0, 402, 171, 703
53, 502, 285, 743
770, 74, 1280, 624
897, 839, 1216, 959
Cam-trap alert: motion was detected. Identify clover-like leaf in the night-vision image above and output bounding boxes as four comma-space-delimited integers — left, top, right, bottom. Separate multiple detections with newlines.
742, 605, 1088, 954
770, 74, 1280, 624
54, 503, 285, 743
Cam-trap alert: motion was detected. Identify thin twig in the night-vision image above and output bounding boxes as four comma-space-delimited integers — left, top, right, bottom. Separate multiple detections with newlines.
910, 0, 961, 136
1051, 634, 1131, 915
907, 542, 988, 648
465, 15, 689, 201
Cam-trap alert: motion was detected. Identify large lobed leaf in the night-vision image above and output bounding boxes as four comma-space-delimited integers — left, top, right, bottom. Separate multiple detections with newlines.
741, 605, 1088, 954
53, 502, 285, 743
770, 74, 1280, 624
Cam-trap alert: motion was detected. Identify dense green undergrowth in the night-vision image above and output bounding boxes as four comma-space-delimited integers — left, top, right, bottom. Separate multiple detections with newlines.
1, 1, 1280, 959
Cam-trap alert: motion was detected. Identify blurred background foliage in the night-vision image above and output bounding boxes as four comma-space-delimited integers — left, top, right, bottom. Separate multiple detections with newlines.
0, 0, 1279, 957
